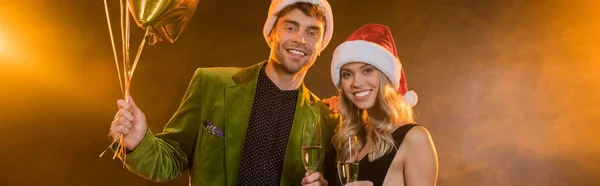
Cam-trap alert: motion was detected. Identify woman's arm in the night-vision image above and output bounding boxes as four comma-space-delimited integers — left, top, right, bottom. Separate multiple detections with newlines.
402, 126, 439, 186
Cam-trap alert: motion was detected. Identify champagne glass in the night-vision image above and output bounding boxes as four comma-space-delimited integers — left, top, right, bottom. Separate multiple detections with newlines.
301, 119, 322, 174
337, 136, 359, 185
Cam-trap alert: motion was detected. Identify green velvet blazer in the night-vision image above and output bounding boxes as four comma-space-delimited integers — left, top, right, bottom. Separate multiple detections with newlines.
117, 61, 339, 186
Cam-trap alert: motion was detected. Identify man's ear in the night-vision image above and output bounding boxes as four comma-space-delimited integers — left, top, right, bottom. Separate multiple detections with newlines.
267, 34, 276, 47
267, 28, 276, 44
316, 43, 324, 56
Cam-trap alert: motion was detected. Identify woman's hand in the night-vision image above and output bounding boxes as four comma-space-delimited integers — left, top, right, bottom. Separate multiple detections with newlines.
346, 180, 373, 186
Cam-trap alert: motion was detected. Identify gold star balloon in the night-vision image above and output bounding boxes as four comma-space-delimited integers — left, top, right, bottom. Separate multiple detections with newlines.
128, 0, 199, 44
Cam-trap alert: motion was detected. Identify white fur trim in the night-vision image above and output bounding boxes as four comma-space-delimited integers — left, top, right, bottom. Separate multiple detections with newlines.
263, 0, 334, 53
331, 40, 402, 90
403, 90, 418, 107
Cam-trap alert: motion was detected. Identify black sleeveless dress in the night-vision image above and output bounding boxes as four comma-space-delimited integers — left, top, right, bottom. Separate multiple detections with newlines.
324, 124, 418, 186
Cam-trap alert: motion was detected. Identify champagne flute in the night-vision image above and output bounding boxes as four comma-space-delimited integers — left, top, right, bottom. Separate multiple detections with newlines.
337, 136, 359, 185
301, 119, 322, 174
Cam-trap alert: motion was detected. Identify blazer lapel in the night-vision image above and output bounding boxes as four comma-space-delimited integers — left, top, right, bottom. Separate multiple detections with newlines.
280, 84, 320, 185
223, 62, 264, 186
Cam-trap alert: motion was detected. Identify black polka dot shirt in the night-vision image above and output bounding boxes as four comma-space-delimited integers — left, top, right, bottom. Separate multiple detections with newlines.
236, 67, 299, 185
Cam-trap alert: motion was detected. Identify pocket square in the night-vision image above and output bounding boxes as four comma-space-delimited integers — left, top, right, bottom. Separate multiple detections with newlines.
204, 120, 224, 138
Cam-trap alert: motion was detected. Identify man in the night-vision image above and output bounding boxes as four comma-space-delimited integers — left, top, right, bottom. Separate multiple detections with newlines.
109, 0, 338, 185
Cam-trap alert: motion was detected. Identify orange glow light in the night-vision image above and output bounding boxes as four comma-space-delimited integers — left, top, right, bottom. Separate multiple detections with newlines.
0, 25, 5, 55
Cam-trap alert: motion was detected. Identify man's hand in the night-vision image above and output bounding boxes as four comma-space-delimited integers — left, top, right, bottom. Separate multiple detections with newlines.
110, 96, 148, 151
302, 172, 328, 186
322, 95, 339, 113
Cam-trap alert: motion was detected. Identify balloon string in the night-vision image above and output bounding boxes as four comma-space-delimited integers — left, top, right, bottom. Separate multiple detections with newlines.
122, 0, 130, 103
99, 0, 147, 167
129, 29, 148, 84
99, 0, 126, 162
98, 136, 118, 158
116, 0, 130, 165
103, 0, 124, 96
99, 113, 125, 159
120, 0, 125, 96
99, 0, 129, 167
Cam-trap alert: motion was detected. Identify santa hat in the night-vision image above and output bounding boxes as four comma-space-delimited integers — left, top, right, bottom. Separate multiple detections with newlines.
263, 0, 334, 52
330, 24, 418, 107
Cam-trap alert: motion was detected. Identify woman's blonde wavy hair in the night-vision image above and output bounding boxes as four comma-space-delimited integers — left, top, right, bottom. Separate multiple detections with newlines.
333, 70, 415, 161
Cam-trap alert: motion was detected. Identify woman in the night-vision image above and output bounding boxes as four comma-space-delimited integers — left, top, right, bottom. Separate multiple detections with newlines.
325, 24, 438, 186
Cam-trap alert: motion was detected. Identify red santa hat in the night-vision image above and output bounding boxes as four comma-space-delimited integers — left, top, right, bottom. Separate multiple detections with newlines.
263, 0, 334, 52
331, 24, 418, 107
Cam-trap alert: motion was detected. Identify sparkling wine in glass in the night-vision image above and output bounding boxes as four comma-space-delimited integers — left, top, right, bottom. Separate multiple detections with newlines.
302, 119, 322, 174
337, 136, 359, 185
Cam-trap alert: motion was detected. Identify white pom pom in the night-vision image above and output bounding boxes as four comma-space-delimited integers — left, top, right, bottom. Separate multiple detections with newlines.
403, 90, 418, 107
